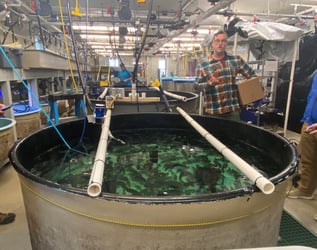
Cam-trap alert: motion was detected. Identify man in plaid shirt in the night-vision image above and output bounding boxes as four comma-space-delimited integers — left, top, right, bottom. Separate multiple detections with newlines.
195, 30, 256, 121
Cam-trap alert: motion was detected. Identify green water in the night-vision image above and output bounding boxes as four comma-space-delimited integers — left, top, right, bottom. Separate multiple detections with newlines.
30, 129, 279, 196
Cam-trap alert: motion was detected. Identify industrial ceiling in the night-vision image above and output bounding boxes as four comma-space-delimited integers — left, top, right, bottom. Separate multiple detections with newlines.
1, 0, 317, 57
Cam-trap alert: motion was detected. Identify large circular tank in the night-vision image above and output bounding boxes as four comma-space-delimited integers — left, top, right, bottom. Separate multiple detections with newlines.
13, 104, 41, 139
9, 113, 298, 250
91, 88, 199, 114
0, 117, 16, 168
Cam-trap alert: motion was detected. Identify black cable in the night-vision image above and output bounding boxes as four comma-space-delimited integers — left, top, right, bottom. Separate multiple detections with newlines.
159, 85, 173, 112
34, 2, 46, 50
110, 24, 125, 70
66, 0, 94, 113
132, 0, 154, 81
131, 0, 154, 112
1, 20, 18, 44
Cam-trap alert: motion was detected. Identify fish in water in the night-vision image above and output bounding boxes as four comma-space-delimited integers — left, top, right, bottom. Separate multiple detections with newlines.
195, 167, 221, 193
181, 145, 203, 156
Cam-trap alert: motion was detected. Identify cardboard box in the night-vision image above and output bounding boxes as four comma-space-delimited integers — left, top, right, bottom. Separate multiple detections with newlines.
236, 77, 265, 105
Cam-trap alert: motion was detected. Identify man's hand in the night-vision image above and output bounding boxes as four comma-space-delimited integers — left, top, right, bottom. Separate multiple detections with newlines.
306, 123, 317, 134
0, 104, 5, 117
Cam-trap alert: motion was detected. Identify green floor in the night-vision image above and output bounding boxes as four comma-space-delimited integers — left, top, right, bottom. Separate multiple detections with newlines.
278, 211, 317, 247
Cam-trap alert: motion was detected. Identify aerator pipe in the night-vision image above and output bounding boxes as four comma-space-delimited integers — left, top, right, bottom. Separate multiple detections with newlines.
87, 109, 112, 197
176, 107, 275, 195
150, 87, 187, 102
98, 87, 109, 100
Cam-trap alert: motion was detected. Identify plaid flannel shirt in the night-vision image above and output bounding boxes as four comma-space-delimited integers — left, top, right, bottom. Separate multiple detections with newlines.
195, 53, 256, 115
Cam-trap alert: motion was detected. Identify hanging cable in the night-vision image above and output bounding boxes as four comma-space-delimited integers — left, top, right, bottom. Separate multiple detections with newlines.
1, 20, 18, 45
57, 0, 79, 93
66, 0, 94, 112
33, 1, 46, 50
132, 0, 154, 82
83, 0, 89, 84
110, 23, 125, 67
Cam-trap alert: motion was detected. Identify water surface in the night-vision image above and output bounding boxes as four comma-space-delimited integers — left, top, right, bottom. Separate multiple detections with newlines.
30, 129, 279, 196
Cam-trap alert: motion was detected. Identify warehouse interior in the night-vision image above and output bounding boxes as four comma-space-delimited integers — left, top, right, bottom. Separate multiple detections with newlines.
0, 0, 317, 249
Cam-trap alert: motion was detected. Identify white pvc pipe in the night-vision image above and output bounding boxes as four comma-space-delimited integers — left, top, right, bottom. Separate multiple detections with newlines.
150, 87, 187, 102
176, 107, 275, 195
233, 32, 238, 55
199, 91, 204, 115
98, 87, 109, 100
87, 109, 112, 197
283, 39, 298, 137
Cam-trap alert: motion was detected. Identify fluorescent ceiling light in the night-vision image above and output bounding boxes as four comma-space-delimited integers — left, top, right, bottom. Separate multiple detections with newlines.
73, 25, 137, 32
186, 28, 213, 34
160, 47, 194, 51
172, 37, 204, 42
80, 34, 142, 40
92, 45, 134, 49
163, 43, 202, 47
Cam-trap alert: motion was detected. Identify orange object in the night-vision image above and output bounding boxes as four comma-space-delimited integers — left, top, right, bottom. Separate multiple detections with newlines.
137, 0, 146, 3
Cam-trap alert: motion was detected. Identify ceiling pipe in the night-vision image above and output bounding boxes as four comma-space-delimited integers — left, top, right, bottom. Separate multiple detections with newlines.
47, 0, 196, 27
15, 0, 64, 34
217, 10, 316, 20
276, 6, 317, 23
144, 0, 197, 54
149, 0, 236, 55
63, 17, 188, 26
190, 0, 236, 25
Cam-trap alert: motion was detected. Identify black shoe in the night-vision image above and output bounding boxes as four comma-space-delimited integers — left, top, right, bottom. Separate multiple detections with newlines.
0, 212, 16, 225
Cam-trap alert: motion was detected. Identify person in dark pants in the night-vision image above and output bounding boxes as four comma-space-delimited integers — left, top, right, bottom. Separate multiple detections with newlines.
287, 71, 317, 221
288, 71, 317, 199
302, 122, 317, 221
0, 103, 16, 225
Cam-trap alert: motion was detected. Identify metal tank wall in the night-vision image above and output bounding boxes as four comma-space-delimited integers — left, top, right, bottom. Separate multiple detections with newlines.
10, 113, 298, 250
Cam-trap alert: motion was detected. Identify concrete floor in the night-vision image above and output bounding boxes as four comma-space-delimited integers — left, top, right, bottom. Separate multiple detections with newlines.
0, 129, 316, 250
0, 163, 32, 250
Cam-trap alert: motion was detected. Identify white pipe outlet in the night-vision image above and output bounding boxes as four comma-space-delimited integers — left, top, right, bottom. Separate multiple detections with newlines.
98, 87, 109, 100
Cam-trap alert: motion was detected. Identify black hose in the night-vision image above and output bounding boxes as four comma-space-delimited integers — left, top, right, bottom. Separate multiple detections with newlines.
1, 20, 18, 45
131, 0, 154, 112
132, 0, 154, 81
158, 86, 173, 112
66, 1, 94, 112
35, 3, 46, 49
